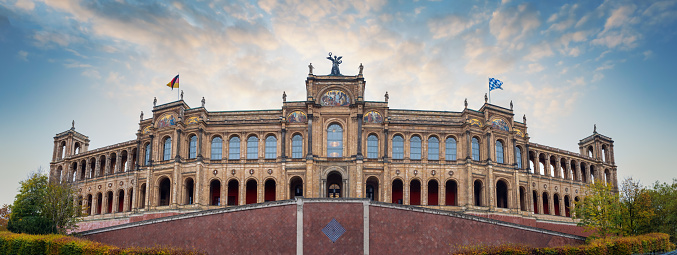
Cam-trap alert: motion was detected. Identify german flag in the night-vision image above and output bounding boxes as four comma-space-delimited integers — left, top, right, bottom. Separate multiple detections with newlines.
166, 74, 179, 90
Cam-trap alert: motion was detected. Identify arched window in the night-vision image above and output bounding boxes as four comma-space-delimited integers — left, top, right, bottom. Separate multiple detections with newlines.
392, 135, 404, 159
367, 135, 378, 159
144, 143, 151, 166
265, 136, 277, 159
445, 137, 457, 161
247, 136, 259, 159
327, 124, 343, 157
410, 136, 422, 160
515, 146, 522, 169
188, 135, 197, 159
496, 140, 504, 164
163, 137, 171, 161
229, 137, 240, 160
472, 137, 480, 161
211, 137, 222, 160
428, 137, 439, 160
292, 135, 303, 159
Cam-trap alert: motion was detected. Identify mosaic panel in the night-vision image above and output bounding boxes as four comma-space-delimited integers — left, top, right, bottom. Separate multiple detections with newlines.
492, 118, 510, 131
187, 116, 199, 125
142, 125, 151, 134
363, 110, 383, 123
468, 118, 483, 127
156, 114, 176, 128
320, 90, 349, 106
515, 129, 524, 137
287, 111, 307, 123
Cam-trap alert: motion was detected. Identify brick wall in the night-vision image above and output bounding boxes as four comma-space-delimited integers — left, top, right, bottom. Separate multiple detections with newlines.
80, 199, 586, 254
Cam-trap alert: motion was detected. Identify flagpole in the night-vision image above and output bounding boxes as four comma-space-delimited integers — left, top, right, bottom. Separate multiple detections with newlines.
488, 77, 491, 104
177, 73, 180, 101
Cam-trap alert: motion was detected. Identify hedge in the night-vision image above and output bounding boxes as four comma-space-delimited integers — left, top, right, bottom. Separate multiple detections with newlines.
0, 232, 203, 255
452, 233, 675, 255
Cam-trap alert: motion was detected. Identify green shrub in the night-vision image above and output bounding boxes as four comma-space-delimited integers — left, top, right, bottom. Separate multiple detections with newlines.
0, 232, 203, 255
452, 233, 675, 255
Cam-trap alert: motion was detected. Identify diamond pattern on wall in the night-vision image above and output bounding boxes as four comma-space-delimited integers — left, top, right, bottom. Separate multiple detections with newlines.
322, 218, 346, 243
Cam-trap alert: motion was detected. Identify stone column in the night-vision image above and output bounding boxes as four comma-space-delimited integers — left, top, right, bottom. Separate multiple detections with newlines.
307, 114, 313, 158
486, 132, 492, 162
105, 155, 111, 175
197, 128, 203, 160
281, 128, 287, 159
95, 158, 101, 177
513, 139, 518, 169
383, 129, 389, 160
148, 135, 155, 166
116, 152, 122, 173
357, 114, 363, 158
525, 144, 531, 173
466, 131, 471, 160
175, 130, 182, 162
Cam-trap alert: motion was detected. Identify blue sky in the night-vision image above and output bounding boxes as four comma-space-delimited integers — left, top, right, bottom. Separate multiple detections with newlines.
0, 0, 676, 206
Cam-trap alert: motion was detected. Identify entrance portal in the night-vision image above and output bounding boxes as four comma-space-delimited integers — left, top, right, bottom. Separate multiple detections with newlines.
326, 171, 342, 198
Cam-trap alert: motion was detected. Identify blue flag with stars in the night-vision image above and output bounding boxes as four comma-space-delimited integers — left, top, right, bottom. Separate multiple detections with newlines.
489, 78, 503, 91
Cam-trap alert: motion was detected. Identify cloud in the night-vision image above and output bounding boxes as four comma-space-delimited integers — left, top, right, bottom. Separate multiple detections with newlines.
526, 63, 544, 73
524, 43, 554, 61
14, 0, 35, 11
489, 3, 541, 43
17, 50, 28, 61
428, 15, 478, 39
643, 50, 652, 60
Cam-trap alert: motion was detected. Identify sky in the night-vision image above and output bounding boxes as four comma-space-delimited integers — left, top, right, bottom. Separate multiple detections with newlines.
0, 0, 676, 206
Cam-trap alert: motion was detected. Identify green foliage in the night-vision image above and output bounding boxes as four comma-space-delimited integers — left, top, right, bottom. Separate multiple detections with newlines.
451, 233, 675, 255
0, 232, 204, 255
8, 170, 83, 235
573, 182, 623, 238
647, 179, 677, 243
619, 178, 655, 236
0, 204, 9, 232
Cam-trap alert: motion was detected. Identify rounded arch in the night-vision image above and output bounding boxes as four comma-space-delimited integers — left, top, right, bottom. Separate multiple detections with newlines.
365, 176, 380, 201
264, 178, 276, 202
391, 178, 404, 204
553, 193, 562, 216
316, 86, 355, 105
326, 122, 345, 158
326, 171, 343, 198
519, 186, 527, 211
473, 179, 484, 206
427, 178, 439, 206
209, 178, 222, 206
227, 134, 241, 140
445, 178, 458, 206
289, 176, 304, 199
496, 179, 509, 208
226, 178, 240, 205
157, 176, 172, 206
542, 191, 550, 214
245, 178, 258, 204
471, 136, 482, 161
495, 139, 505, 164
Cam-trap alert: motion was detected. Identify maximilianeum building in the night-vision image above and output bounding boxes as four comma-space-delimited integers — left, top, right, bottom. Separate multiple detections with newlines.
50, 64, 617, 226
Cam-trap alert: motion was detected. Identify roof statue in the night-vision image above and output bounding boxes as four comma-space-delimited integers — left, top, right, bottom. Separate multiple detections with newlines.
594, 124, 597, 133
153, 97, 157, 107
308, 63, 313, 75
523, 114, 527, 124
384, 91, 389, 102
201, 97, 205, 108
71, 120, 75, 130
140, 111, 143, 121
327, 52, 342, 76
180, 90, 184, 101
282, 91, 287, 102
510, 100, 513, 110
464, 98, 468, 109
359, 63, 363, 75
484, 93, 488, 103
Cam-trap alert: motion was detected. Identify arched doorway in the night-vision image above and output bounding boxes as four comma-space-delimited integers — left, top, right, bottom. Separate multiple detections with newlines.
532, 191, 538, 214
246, 179, 257, 204
542, 192, 550, 214
184, 178, 194, 205
210, 180, 221, 205
117, 190, 124, 212
554, 194, 561, 216
365, 177, 379, 201
474, 180, 483, 206
289, 176, 303, 199
428, 180, 439, 205
227, 180, 239, 205
445, 180, 457, 206
264, 179, 276, 202
326, 171, 343, 198
106, 191, 113, 213
564, 195, 571, 217
86, 194, 92, 215
139, 184, 146, 209
410, 179, 421, 205
519, 186, 527, 211
496, 180, 508, 208
392, 179, 403, 204
158, 177, 171, 206
96, 192, 102, 214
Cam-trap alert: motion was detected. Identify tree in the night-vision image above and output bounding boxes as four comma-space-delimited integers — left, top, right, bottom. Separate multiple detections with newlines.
0, 204, 10, 231
647, 179, 677, 243
573, 182, 623, 238
619, 178, 654, 236
8, 170, 83, 235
